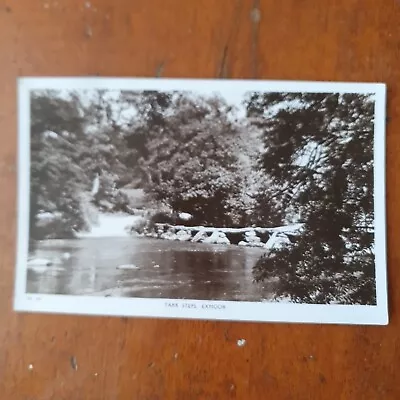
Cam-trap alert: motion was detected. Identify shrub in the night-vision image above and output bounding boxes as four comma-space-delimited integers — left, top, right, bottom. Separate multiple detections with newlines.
130, 217, 148, 234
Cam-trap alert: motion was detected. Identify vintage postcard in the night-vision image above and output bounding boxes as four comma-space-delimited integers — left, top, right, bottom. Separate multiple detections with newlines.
14, 77, 388, 324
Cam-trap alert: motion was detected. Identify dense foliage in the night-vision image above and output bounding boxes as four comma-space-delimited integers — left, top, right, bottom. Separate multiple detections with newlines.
30, 91, 133, 238
248, 93, 376, 304
30, 90, 273, 235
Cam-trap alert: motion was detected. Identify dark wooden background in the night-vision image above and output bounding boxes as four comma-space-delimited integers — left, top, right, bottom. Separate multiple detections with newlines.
0, 0, 399, 398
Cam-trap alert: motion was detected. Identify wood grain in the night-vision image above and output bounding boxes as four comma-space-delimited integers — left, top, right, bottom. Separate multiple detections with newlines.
0, 0, 399, 398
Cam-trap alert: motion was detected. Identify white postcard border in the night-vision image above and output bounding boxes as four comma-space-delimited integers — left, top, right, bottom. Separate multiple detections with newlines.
14, 77, 388, 325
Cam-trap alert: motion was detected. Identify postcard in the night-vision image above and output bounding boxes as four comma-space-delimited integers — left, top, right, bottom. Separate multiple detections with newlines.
14, 77, 388, 324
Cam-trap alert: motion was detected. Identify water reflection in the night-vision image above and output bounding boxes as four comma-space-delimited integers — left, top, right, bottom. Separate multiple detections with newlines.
26, 238, 275, 301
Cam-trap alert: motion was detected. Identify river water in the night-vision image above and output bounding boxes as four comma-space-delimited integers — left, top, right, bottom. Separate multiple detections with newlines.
26, 237, 276, 301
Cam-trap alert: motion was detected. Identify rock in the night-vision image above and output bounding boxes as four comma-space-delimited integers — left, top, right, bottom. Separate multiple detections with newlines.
215, 232, 230, 245
202, 231, 231, 245
244, 230, 261, 245
238, 241, 248, 246
192, 230, 209, 243
116, 264, 140, 270
153, 264, 160, 268
246, 237, 261, 244
29, 266, 48, 273
178, 212, 192, 221
176, 229, 192, 242
161, 230, 178, 241
203, 231, 220, 244
27, 258, 67, 273
264, 233, 291, 250
28, 258, 53, 267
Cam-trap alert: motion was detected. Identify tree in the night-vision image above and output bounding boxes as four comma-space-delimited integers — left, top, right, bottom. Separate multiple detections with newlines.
124, 92, 246, 226
30, 91, 89, 239
248, 92, 376, 304
30, 90, 135, 239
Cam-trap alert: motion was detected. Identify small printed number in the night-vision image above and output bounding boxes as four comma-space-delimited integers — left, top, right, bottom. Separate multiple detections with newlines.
27, 296, 41, 301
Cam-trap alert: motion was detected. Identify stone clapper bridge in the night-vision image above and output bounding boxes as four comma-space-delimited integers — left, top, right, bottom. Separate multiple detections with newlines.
140, 223, 304, 250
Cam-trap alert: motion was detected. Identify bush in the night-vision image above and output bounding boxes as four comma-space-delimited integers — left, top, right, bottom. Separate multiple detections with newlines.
253, 231, 376, 305
129, 217, 148, 234
130, 212, 176, 235
144, 211, 175, 231
111, 190, 130, 212
150, 212, 177, 225
31, 217, 80, 239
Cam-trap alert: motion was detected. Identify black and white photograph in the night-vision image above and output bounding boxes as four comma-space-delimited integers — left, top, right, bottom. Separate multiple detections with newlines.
14, 78, 387, 324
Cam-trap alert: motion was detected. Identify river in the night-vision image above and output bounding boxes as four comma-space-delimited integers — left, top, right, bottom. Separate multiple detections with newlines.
26, 237, 277, 301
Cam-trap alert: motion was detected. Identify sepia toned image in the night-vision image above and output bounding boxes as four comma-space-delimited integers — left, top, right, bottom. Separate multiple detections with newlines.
15, 78, 387, 324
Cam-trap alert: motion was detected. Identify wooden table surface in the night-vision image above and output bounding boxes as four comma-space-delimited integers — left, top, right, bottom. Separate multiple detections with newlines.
0, 1, 399, 399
